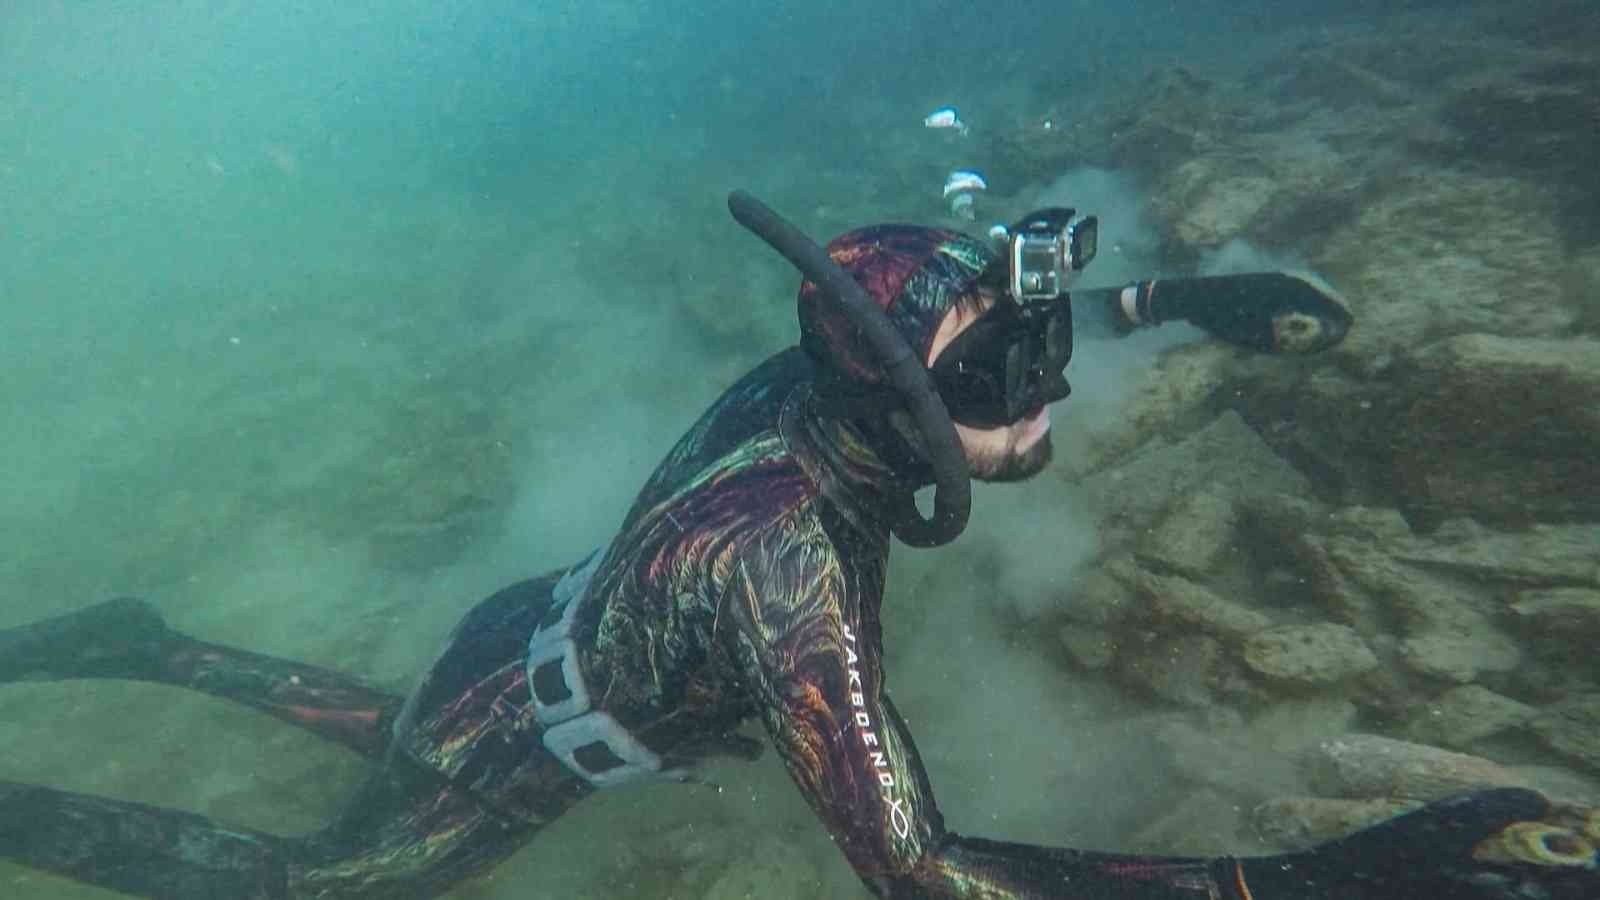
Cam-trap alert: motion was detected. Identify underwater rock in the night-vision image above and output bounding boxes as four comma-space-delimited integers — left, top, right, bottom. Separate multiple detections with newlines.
1256, 36, 1424, 110
1062, 562, 1140, 628
1321, 175, 1575, 359
1510, 588, 1600, 640
1324, 505, 1413, 544
1393, 519, 1600, 587
1388, 335, 1600, 525
1139, 488, 1239, 579
1246, 697, 1361, 756
1306, 733, 1534, 802
1157, 699, 1354, 800
1280, 534, 1377, 626
1116, 632, 1226, 708
1253, 795, 1419, 852
1130, 788, 1257, 858
1510, 765, 1600, 807
1235, 490, 1414, 554
1122, 567, 1272, 642
1235, 334, 1594, 532
1062, 342, 1235, 481
1101, 66, 1236, 177
1398, 627, 1523, 685
1236, 366, 1396, 494
1404, 684, 1537, 750
1242, 501, 1431, 628
1116, 53, 1375, 252
1315, 534, 1523, 684
1531, 695, 1600, 775
1237, 492, 1328, 540
1166, 166, 1279, 247
1321, 537, 1461, 628
1084, 411, 1313, 539
1242, 623, 1379, 687
1058, 624, 1116, 671
1156, 721, 1299, 800
1430, 65, 1600, 233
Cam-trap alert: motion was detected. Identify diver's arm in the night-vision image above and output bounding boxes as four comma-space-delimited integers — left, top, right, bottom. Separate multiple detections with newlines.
722, 516, 1598, 898
1075, 272, 1352, 354
720, 519, 1238, 898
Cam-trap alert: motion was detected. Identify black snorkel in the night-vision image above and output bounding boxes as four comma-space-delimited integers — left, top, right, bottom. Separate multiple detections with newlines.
728, 190, 971, 548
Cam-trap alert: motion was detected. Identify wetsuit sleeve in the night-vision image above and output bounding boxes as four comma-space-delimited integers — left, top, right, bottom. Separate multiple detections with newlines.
720, 515, 1238, 898
721, 520, 1600, 899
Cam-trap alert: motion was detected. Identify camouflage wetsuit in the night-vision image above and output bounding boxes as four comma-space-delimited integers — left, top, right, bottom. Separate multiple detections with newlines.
1, 227, 1593, 899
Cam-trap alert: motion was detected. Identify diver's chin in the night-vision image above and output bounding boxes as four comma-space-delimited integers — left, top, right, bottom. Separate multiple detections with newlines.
974, 431, 1053, 483
1014, 404, 1051, 452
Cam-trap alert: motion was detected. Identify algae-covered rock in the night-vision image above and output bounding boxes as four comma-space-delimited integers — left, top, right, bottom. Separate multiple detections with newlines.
1389, 335, 1600, 525
1084, 411, 1312, 535
1242, 624, 1379, 687
1130, 788, 1258, 858
1306, 733, 1534, 802
1399, 628, 1523, 685
1140, 488, 1240, 579
1531, 694, 1600, 775
1123, 567, 1272, 642
1117, 633, 1226, 708
1063, 563, 1140, 628
1404, 684, 1537, 750
1061, 342, 1235, 481
1058, 624, 1116, 671
1510, 588, 1600, 639
1254, 795, 1420, 851
1283, 534, 1377, 626
1392, 519, 1600, 588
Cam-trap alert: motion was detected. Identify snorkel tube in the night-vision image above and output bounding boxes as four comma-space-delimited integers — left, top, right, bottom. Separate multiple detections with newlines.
728, 190, 971, 548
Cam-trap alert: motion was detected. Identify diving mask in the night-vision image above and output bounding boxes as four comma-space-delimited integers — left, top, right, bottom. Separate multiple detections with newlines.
930, 208, 1094, 428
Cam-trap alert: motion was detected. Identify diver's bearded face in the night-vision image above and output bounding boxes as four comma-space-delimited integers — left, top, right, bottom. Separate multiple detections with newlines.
955, 407, 1053, 482
927, 291, 1056, 483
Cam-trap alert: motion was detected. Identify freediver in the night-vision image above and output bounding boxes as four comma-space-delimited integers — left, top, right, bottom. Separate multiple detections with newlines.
1, 193, 1593, 899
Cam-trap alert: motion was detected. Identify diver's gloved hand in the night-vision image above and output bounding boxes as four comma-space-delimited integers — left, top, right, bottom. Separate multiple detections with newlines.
1234, 788, 1599, 899
1095, 271, 1353, 354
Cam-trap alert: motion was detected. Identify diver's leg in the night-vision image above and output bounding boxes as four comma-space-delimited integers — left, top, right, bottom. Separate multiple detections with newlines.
0, 778, 296, 899
0, 760, 572, 900
283, 572, 591, 898
292, 764, 567, 900
0, 596, 175, 682
0, 575, 587, 899
0, 597, 403, 759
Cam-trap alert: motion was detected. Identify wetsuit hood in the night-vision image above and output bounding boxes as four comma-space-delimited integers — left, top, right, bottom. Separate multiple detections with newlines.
782, 225, 999, 544
797, 225, 998, 384
731, 192, 977, 547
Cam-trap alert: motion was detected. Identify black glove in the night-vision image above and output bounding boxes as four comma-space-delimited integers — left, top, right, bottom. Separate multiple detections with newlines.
1235, 788, 1598, 899
1107, 272, 1353, 354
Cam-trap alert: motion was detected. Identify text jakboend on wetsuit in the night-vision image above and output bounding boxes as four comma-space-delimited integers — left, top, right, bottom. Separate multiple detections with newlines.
1, 217, 1596, 900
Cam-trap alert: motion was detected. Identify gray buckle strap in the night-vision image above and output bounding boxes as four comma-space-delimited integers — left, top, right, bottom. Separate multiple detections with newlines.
525, 550, 597, 725
527, 544, 683, 788
542, 710, 671, 789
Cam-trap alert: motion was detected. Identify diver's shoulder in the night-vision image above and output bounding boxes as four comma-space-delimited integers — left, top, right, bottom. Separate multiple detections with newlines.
741, 346, 817, 384
712, 347, 815, 413
726, 487, 836, 567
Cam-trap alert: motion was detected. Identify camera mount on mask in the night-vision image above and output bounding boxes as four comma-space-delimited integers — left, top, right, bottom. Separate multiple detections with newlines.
728, 190, 972, 548
987, 207, 1099, 301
